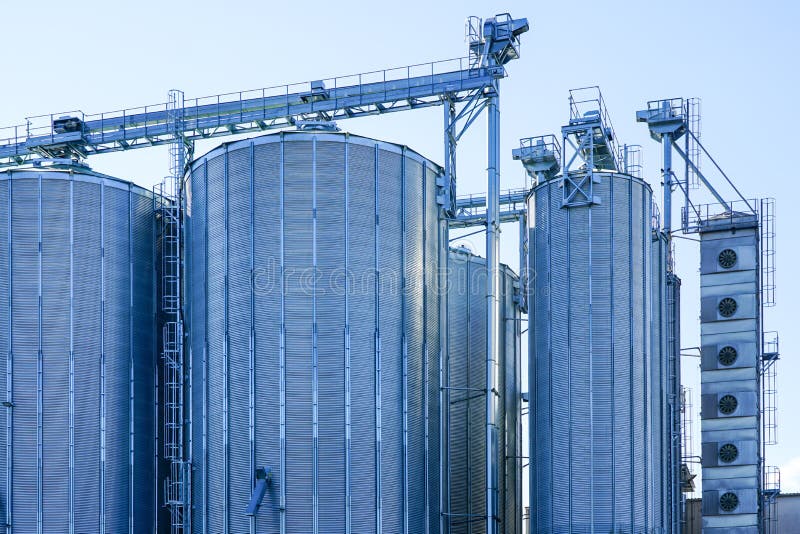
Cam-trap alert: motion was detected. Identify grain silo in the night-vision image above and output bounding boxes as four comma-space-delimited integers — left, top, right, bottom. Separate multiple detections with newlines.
187, 131, 444, 533
444, 249, 522, 534
527, 171, 654, 532
0, 165, 159, 533
651, 229, 669, 531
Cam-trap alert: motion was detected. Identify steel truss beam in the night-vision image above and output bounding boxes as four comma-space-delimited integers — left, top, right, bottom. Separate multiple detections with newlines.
0, 63, 502, 169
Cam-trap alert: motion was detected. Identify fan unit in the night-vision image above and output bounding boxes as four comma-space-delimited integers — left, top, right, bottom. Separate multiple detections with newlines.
719, 491, 739, 512
718, 297, 738, 318
718, 394, 738, 415
718, 248, 738, 269
718, 443, 739, 463
718, 346, 738, 366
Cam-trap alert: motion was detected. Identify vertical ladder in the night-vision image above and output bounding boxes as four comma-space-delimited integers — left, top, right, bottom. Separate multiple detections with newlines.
762, 466, 780, 534
760, 199, 779, 532
685, 98, 702, 189
760, 198, 776, 307
158, 89, 187, 534
761, 332, 780, 533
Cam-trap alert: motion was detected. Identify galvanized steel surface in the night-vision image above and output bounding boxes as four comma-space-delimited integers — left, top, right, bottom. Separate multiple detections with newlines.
698, 223, 761, 531
188, 132, 443, 533
528, 172, 655, 532
445, 251, 521, 534
0, 167, 158, 534
651, 231, 684, 534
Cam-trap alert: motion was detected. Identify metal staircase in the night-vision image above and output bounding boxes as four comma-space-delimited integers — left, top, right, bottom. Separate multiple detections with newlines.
156, 89, 188, 534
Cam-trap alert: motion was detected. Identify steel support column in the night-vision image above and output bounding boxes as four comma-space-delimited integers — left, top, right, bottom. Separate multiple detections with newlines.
663, 132, 673, 235
485, 86, 500, 534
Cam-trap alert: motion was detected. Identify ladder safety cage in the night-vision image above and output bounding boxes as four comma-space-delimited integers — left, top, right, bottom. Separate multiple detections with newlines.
685, 98, 702, 190
760, 197, 776, 307
762, 465, 780, 534
620, 143, 643, 178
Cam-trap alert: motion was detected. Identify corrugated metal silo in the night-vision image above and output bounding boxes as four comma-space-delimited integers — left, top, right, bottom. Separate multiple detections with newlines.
528, 171, 654, 532
651, 230, 669, 532
188, 131, 444, 533
0, 165, 158, 533
445, 249, 521, 534
652, 229, 684, 534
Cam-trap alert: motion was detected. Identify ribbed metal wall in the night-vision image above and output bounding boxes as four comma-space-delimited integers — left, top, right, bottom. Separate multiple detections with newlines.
188, 131, 443, 533
666, 273, 682, 533
651, 231, 669, 533
0, 167, 158, 534
651, 230, 684, 534
528, 172, 654, 532
698, 218, 761, 532
445, 250, 521, 534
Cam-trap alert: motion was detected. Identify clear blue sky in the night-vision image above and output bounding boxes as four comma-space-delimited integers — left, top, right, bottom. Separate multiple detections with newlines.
2, 0, 797, 496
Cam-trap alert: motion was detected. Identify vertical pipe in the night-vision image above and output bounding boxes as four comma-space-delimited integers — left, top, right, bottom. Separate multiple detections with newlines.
609, 177, 617, 531
627, 177, 634, 531
248, 141, 256, 534
373, 144, 382, 534
466, 261, 472, 534
440, 101, 454, 534
663, 133, 673, 236
6, 175, 12, 534
311, 137, 319, 534
343, 135, 352, 534
100, 183, 106, 534
278, 135, 287, 534
643, 187, 651, 533
202, 161, 209, 534
128, 188, 134, 534
422, 164, 429, 534
588, 195, 594, 527
566, 207, 573, 528
485, 87, 500, 534
222, 148, 230, 534
518, 211, 527, 314
528, 191, 536, 532
401, 147, 409, 534
68, 177, 74, 534
36, 174, 42, 534
437, 217, 447, 534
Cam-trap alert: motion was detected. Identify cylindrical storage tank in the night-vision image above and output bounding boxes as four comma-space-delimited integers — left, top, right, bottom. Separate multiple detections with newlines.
188, 131, 444, 533
528, 172, 654, 532
651, 230, 669, 533
444, 249, 522, 534
666, 272, 682, 534
0, 166, 158, 533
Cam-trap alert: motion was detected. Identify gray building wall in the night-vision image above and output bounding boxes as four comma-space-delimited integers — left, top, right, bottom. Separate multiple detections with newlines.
685, 494, 800, 533
698, 216, 761, 533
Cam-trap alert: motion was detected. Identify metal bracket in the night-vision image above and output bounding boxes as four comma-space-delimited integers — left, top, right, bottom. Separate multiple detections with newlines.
561, 172, 600, 207
246, 466, 273, 516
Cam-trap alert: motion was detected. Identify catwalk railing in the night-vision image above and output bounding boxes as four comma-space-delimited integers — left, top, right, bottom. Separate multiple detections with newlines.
0, 57, 503, 168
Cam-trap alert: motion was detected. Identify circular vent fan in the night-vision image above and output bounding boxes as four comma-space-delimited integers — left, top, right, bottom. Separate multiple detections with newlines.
719, 443, 739, 463
720, 491, 739, 512
718, 248, 738, 269
718, 346, 738, 366
718, 297, 738, 318
719, 394, 739, 415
